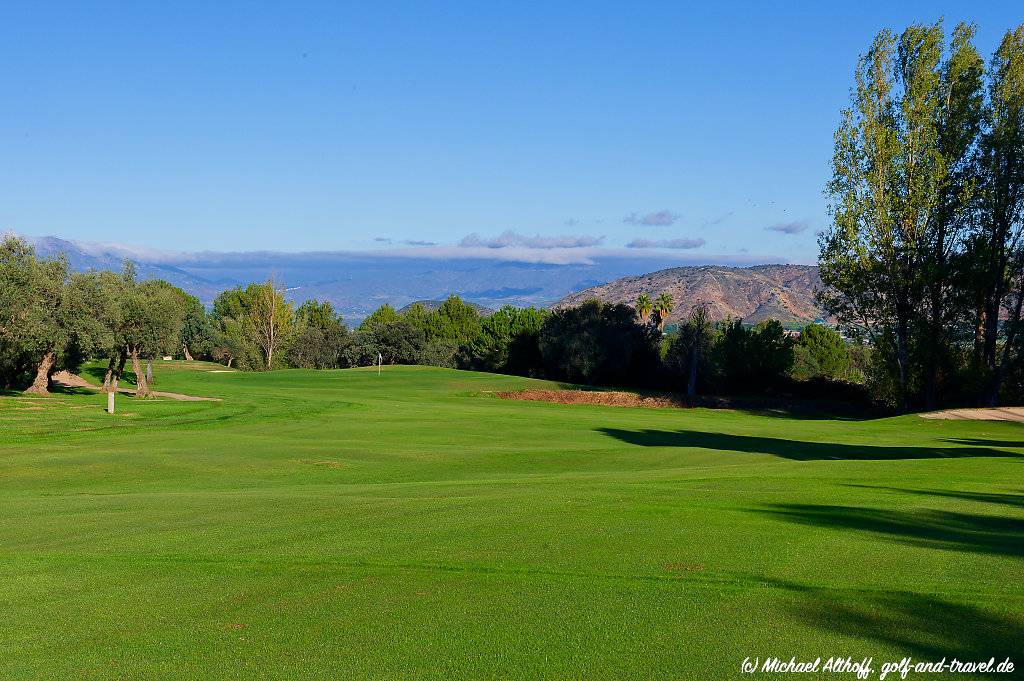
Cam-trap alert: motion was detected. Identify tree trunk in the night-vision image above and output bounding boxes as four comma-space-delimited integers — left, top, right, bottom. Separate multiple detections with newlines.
24, 351, 56, 395
145, 359, 154, 385
111, 352, 127, 393
101, 356, 117, 393
130, 348, 151, 397
183, 344, 193, 361
923, 290, 942, 411
983, 299, 1000, 372
985, 280, 1024, 406
686, 346, 699, 398
895, 314, 911, 413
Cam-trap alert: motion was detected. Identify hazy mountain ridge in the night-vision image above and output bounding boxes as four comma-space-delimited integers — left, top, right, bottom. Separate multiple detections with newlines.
29, 236, 705, 322
555, 264, 826, 325
28, 236, 819, 324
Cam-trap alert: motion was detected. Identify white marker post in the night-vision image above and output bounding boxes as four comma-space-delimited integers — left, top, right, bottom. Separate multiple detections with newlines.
107, 391, 115, 414
377, 352, 382, 376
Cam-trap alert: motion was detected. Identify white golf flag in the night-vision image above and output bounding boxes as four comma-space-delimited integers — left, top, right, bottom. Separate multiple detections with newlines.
378, 352, 382, 375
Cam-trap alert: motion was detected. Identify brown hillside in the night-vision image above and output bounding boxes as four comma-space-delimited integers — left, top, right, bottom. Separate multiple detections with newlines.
554, 264, 826, 325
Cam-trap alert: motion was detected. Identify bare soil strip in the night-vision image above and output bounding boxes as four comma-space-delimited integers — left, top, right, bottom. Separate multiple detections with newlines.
920, 407, 1024, 422
51, 371, 221, 402
496, 389, 688, 409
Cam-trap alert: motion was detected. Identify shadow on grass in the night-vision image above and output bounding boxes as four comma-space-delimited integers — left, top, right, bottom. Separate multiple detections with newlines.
81, 365, 107, 383
758, 504, 1024, 558
945, 437, 1024, 448
765, 578, 1023, 660
596, 428, 1024, 461
554, 382, 877, 421
48, 384, 99, 396
846, 485, 1024, 509
82, 365, 139, 386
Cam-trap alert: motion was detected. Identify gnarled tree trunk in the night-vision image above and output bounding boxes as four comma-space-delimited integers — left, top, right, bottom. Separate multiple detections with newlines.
110, 352, 127, 393
24, 351, 56, 395
129, 347, 151, 397
101, 356, 117, 393
183, 344, 193, 361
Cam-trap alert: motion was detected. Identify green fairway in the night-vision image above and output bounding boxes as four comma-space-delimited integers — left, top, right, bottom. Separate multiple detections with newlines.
1, 362, 1021, 679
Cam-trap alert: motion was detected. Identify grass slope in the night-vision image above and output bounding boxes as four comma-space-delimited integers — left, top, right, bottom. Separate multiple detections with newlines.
1, 362, 1021, 678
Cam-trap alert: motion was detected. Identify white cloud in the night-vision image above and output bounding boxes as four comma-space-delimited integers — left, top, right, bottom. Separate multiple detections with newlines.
458, 230, 604, 249
623, 210, 680, 226
626, 237, 706, 250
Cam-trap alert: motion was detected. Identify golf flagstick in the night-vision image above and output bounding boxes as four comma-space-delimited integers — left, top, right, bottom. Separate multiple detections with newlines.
378, 352, 382, 376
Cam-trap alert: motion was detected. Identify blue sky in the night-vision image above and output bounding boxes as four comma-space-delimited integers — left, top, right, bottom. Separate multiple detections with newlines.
2, 2, 1021, 263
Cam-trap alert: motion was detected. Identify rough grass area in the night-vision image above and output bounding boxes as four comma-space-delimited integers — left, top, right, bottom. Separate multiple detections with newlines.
1, 361, 1022, 678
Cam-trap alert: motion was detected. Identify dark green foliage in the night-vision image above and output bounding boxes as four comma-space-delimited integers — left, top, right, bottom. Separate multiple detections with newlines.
287, 300, 350, 369
664, 304, 713, 396
471, 306, 546, 376
359, 304, 399, 332
346, 319, 426, 366
179, 293, 214, 360
423, 296, 481, 346
539, 300, 660, 386
399, 296, 483, 367
794, 324, 851, 381
123, 278, 188, 360
419, 339, 460, 368
0, 236, 116, 390
208, 282, 295, 370
356, 297, 483, 368
123, 279, 187, 359
820, 21, 1024, 409
711, 319, 794, 392
401, 302, 431, 333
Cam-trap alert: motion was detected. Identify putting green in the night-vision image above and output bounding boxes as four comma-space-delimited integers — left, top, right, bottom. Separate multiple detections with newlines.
1, 362, 1021, 678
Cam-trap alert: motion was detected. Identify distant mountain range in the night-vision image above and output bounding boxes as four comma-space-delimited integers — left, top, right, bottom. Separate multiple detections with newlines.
555, 264, 825, 325
27, 236, 822, 325
27, 236, 717, 322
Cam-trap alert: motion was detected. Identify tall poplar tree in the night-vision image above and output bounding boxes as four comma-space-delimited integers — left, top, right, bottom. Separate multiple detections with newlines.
920, 23, 984, 408
820, 22, 970, 410
969, 26, 1024, 405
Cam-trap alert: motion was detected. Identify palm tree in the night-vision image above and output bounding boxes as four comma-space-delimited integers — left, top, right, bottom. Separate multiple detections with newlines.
636, 293, 653, 324
653, 292, 674, 331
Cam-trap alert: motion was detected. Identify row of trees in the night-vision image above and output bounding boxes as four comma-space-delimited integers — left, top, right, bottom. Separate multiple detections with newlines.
0, 236, 189, 395
320, 294, 862, 401
821, 21, 1024, 409
0, 239, 363, 393
663, 302, 862, 398
199, 291, 547, 375
0, 233, 865, 403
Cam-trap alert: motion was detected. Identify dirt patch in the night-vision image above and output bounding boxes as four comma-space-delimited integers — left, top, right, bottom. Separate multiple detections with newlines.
293, 458, 345, 469
920, 407, 1024, 423
497, 389, 690, 409
51, 371, 221, 402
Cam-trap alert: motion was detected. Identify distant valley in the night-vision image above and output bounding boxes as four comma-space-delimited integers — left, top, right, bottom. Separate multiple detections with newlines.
30, 236, 823, 325
28, 236, 685, 322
